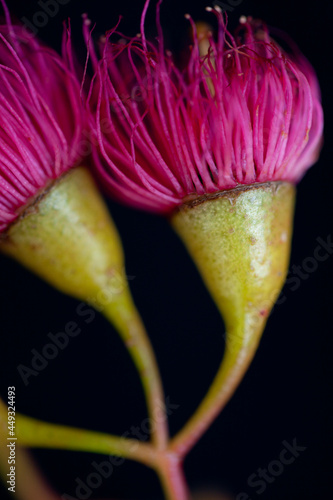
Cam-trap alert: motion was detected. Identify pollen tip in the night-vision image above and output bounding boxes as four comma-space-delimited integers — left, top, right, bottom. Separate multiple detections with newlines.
184, 13, 191, 19
136, 33, 142, 38
206, 6, 213, 12
239, 15, 247, 24
213, 5, 222, 13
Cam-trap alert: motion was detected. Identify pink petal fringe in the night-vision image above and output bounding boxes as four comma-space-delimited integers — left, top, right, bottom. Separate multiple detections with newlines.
89, 2, 323, 215
0, 3, 85, 232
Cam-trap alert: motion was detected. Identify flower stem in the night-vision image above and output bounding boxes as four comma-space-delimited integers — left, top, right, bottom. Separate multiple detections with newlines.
17, 415, 158, 467
100, 289, 169, 450
0, 400, 158, 468
155, 454, 190, 500
1, 397, 193, 499
170, 332, 261, 458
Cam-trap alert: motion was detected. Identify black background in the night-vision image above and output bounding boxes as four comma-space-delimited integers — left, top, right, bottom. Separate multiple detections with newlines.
1, 0, 332, 499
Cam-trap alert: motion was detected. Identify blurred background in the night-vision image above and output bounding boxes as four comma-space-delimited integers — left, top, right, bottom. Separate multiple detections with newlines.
1, 0, 332, 499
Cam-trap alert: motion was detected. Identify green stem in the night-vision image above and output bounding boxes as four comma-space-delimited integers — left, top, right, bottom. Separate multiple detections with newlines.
100, 288, 169, 451
16, 414, 158, 467
0, 401, 158, 468
1, 398, 193, 499
170, 333, 261, 458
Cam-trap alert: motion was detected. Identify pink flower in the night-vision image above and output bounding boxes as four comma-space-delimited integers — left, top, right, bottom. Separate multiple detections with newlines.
89, 1, 323, 215
0, 4, 85, 232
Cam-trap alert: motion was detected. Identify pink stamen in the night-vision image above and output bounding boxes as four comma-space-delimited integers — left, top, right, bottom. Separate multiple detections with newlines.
0, 8, 86, 232
89, 4, 324, 215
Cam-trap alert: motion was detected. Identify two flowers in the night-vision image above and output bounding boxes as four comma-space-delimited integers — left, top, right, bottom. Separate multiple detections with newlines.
0, 2, 324, 498
0, 1, 323, 231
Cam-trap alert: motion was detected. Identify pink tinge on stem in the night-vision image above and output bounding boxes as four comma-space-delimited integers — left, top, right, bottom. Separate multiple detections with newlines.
0, 6, 86, 232
89, 2, 323, 216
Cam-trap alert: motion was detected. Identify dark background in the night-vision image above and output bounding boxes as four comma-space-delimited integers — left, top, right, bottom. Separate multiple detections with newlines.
1, 0, 332, 499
